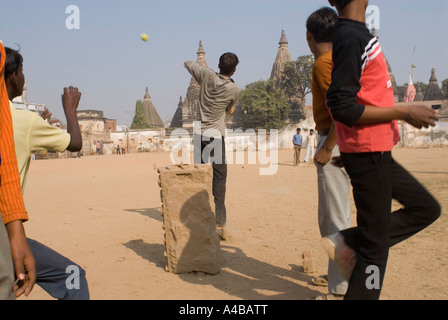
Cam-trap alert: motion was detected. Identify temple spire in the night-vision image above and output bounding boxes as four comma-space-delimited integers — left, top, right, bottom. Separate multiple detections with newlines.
180, 40, 209, 129
141, 87, 164, 128
403, 72, 416, 103
196, 40, 208, 68
270, 29, 293, 86
279, 29, 288, 47
424, 68, 444, 101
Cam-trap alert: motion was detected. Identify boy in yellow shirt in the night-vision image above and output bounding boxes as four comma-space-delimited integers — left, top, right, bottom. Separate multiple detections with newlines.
5, 47, 89, 299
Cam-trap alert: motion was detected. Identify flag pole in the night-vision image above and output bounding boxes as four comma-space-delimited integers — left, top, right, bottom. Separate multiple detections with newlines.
410, 45, 416, 78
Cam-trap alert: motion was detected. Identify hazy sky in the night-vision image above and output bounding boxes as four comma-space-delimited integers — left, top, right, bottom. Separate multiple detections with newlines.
1, 0, 447, 126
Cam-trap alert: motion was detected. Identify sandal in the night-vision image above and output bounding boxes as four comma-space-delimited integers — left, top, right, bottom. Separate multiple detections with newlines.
311, 275, 328, 287
310, 293, 343, 300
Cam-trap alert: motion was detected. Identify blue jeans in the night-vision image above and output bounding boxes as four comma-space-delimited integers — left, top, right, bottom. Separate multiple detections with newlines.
314, 136, 351, 295
27, 238, 90, 300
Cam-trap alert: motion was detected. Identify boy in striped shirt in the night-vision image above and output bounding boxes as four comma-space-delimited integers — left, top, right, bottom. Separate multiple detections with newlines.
0, 42, 35, 299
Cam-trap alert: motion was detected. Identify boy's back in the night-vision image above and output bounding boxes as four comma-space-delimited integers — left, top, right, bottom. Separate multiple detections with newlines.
184, 61, 239, 137
10, 104, 70, 189
327, 18, 400, 153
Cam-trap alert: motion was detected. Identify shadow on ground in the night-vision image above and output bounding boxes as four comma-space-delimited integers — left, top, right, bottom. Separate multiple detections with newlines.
123, 240, 322, 300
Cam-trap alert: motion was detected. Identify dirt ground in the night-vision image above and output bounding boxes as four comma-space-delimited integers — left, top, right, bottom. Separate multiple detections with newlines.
19, 148, 448, 300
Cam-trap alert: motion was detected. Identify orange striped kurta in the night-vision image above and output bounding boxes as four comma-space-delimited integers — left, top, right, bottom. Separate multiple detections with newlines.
0, 42, 29, 224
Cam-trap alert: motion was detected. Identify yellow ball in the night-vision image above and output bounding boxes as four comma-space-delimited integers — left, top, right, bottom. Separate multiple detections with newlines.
140, 33, 149, 42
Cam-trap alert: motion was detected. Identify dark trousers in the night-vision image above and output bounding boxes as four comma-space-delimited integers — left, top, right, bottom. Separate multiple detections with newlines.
27, 238, 90, 300
194, 134, 227, 227
340, 152, 440, 300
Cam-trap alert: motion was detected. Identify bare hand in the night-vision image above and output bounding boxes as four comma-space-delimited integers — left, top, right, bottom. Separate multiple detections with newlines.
6, 221, 36, 297
62, 86, 81, 115
62, 86, 83, 152
40, 108, 52, 121
331, 156, 344, 168
40, 108, 60, 125
314, 148, 333, 165
405, 105, 439, 129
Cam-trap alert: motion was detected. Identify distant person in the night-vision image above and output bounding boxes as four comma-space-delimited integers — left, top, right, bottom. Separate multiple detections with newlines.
0, 42, 36, 300
303, 129, 317, 163
323, 0, 440, 300
305, 7, 351, 300
5, 47, 89, 300
293, 128, 303, 166
184, 52, 240, 240
96, 141, 101, 155
117, 145, 121, 155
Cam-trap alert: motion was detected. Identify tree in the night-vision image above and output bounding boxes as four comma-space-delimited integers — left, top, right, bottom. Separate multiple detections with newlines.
396, 83, 408, 102
280, 54, 315, 112
130, 100, 150, 129
415, 81, 428, 98
239, 79, 290, 130
442, 79, 448, 99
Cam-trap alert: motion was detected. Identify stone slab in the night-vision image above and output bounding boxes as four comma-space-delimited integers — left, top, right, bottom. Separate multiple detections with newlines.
158, 164, 220, 274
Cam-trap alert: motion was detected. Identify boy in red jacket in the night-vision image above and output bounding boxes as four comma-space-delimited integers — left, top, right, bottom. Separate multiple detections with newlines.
323, 0, 440, 300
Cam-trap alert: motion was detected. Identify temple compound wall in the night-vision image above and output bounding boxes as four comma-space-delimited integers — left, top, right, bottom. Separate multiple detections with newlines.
396, 100, 448, 148
276, 101, 448, 150
78, 101, 446, 158
110, 129, 165, 154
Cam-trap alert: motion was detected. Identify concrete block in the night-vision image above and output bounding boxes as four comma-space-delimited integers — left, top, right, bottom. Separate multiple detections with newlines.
158, 164, 220, 274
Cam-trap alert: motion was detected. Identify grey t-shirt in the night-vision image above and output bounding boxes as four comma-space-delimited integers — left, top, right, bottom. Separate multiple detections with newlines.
184, 61, 240, 137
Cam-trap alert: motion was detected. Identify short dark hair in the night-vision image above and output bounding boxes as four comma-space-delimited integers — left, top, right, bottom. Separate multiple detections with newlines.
4, 47, 23, 80
219, 52, 239, 75
306, 7, 338, 43
331, 0, 354, 10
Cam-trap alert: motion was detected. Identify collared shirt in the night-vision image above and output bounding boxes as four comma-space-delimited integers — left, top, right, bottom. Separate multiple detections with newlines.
293, 134, 303, 146
184, 61, 240, 137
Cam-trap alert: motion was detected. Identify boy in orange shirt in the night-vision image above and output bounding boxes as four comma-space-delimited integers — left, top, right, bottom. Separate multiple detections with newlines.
5, 47, 88, 300
0, 42, 35, 299
306, 7, 351, 300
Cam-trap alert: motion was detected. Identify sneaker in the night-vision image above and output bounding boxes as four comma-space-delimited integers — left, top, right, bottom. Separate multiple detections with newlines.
321, 233, 356, 281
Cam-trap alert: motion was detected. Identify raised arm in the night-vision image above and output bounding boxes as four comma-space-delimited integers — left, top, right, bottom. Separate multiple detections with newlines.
62, 86, 82, 152
184, 61, 215, 85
